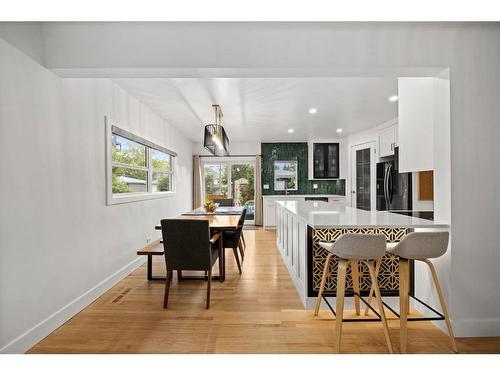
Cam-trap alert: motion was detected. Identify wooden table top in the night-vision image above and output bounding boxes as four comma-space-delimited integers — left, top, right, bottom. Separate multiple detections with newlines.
183, 206, 243, 216
155, 214, 239, 230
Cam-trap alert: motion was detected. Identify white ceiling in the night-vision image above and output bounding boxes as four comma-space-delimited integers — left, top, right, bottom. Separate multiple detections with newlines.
114, 77, 398, 142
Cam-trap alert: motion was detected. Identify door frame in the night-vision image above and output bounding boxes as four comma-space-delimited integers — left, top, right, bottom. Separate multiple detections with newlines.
201, 156, 256, 224
350, 141, 377, 210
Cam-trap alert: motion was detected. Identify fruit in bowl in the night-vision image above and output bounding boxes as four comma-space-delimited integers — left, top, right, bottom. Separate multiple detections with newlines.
204, 200, 217, 213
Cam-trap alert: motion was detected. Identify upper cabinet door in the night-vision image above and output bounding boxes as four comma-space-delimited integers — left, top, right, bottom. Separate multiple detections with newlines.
398, 77, 437, 172
312, 143, 340, 179
325, 143, 340, 178
379, 125, 397, 157
313, 144, 325, 178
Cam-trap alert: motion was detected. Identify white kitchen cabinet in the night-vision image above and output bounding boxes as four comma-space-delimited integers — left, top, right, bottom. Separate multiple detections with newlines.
329, 196, 345, 204
307, 140, 342, 180
264, 198, 277, 228
379, 124, 398, 157
398, 77, 436, 172
275, 202, 309, 306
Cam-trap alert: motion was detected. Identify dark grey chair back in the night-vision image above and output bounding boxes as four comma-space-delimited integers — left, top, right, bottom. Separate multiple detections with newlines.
213, 198, 233, 207
234, 208, 247, 241
237, 208, 247, 228
161, 219, 213, 270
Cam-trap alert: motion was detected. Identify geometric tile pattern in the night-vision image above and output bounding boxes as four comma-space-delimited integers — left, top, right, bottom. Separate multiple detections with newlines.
311, 227, 409, 295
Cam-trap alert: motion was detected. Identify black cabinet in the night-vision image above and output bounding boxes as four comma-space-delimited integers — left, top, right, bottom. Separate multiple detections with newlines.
312, 143, 340, 179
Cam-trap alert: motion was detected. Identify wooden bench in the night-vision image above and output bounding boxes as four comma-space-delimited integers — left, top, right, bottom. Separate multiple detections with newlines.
137, 237, 223, 282
137, 239, 165, 281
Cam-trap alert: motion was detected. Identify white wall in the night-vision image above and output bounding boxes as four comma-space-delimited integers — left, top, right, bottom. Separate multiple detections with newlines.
0, 39, 193, 353
413, 71, 452, 331
398, 78, 435, 173
0, 22, 45, 65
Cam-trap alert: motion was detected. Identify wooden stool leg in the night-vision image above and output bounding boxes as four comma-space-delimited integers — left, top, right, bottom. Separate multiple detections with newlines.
423, 259, 458, 353
314, 254, 333, 316
206, 270, 212, 309
364, 258, 381, 315
350, 260, 361, 316
366, 260, 394, 354
163, 270, 172, 309
399, 258, 410, 353
335, 259, 348, 354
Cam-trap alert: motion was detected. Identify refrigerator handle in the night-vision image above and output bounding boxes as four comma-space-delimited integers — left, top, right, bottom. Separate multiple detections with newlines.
384, 165, 390, 208
388, 165, 394, 203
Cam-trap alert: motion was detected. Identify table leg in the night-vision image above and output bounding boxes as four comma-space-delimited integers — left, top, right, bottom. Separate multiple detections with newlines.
221, 248, 226, 281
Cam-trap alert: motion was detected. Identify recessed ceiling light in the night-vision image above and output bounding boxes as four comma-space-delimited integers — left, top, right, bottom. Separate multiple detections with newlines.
288, 129, 294, 133
388, 95, 398, 102
336, 128, 343, 134
308, 108, 317, 114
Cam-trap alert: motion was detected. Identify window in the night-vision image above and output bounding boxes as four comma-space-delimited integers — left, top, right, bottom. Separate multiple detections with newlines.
106, 118, 177, 205
274, 160, 298, 191
151, 149, 173, 193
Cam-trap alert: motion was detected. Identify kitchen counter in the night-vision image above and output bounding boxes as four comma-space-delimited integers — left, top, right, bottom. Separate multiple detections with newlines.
274, 199, 449, 308
276, 200, 448, 229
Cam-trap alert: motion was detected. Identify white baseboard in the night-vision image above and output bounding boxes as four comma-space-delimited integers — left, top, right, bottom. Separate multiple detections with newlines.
0, 257, 146, 354
438, 318, 500, 338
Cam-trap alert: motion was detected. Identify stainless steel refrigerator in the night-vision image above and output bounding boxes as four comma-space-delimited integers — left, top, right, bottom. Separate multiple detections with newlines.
376, 148, 412, 211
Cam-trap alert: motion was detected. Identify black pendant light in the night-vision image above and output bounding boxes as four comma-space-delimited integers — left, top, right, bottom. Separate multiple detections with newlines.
204, 104, 229, 156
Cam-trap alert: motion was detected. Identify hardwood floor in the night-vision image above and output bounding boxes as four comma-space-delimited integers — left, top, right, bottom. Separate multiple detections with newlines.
28, 229, 500, 354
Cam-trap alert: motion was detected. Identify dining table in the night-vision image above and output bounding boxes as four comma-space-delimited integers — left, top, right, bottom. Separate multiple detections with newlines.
152, 208, 242, 282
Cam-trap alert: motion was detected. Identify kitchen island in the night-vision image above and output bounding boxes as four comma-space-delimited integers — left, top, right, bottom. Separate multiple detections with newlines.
275, 199, 449, 307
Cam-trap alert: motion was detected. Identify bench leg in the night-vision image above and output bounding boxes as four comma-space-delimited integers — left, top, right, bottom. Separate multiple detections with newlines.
147, 255, 153, 280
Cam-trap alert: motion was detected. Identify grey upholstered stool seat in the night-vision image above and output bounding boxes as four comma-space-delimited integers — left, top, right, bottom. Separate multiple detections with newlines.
386, 232, 449, 259
381, 231, 457, 353
318, 233, 387, 260
314, 233, 394, 354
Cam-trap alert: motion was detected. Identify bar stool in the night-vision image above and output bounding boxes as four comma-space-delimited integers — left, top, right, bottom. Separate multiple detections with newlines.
382, 231, 458, 353
313, 234, 394, 354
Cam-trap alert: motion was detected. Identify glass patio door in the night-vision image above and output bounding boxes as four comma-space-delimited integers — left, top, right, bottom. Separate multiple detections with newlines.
202, 158, 255, 223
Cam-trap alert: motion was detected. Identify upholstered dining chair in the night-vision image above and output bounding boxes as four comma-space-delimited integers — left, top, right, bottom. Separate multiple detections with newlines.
222, 208, 247, 273
213, 198, 233, 207
160, 219, 223, 309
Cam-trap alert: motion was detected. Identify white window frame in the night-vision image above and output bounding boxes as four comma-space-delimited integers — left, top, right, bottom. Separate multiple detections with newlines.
105, 117, 177, 205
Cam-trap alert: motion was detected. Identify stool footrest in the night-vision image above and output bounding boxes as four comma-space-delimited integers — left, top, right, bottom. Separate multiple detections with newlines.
320, 292, 446, 322
381, 293, 445, 322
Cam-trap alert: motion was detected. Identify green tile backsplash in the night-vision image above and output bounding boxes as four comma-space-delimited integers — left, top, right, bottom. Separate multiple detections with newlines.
261, 143, 345, 196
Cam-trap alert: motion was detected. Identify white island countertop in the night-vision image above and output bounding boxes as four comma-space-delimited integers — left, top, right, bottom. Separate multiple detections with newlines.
276, 199, 449, 229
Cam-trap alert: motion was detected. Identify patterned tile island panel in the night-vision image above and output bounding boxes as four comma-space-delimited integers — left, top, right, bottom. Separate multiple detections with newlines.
261, 142, 345, 195
310, 227, 410, 296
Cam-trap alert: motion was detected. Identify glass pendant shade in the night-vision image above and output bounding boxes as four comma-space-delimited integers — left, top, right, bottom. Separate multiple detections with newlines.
203, 104, 229, 156
204, 124, 229, 156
